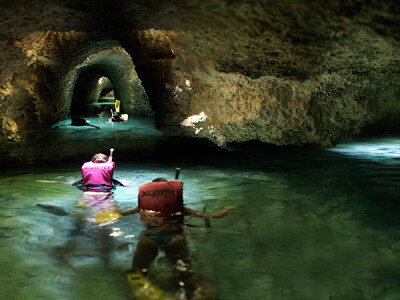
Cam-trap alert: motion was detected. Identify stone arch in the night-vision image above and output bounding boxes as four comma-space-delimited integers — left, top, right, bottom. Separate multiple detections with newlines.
70, 70, 114, 116
56, 40, 153, 122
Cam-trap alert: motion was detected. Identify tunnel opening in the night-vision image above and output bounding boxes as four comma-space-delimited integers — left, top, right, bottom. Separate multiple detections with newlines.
51, 66, 162, 158
48, 41, 165, 159
56, 41, 155, 125
70, 69, 119, 119
55, 63, 157, 131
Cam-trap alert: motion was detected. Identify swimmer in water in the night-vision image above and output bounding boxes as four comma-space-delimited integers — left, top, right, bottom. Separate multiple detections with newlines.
117, 177, 237, 299
76, 149, 121, 221
37, 149, 124, 188
38, 149, 123, 219
51, 150, 121, 266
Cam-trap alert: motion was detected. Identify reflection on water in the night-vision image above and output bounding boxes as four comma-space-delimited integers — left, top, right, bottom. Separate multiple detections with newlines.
0, 135, 399, 299
329, 135, 400, 164
44, 116, 163, 158
52, 116, 162, 135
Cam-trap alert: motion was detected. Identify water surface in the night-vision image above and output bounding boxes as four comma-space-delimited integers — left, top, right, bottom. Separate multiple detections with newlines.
0, 133, 399, 300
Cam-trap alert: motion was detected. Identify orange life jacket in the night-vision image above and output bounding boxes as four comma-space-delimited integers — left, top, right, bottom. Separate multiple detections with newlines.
138, 180, 183, 219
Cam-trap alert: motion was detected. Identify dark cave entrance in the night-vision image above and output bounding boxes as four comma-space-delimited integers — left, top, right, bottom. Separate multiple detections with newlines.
50, 61, 162, 154
41, 42, 165, 161
70, 68, 119, 119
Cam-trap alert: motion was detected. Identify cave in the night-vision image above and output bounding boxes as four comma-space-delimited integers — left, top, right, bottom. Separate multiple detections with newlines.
0, 1, 399, 163
70, 72, 117, 117
45, 43, 162, 159
0, 1, 399, 299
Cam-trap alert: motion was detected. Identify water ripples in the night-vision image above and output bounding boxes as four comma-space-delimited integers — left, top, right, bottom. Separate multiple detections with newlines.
0, 135, 399, 299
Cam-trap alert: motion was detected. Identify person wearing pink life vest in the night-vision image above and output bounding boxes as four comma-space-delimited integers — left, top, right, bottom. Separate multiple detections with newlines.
116, 176, 237, 299
36, 149, 123, 190
77, 149, 122, 222
81, 150, 115, 192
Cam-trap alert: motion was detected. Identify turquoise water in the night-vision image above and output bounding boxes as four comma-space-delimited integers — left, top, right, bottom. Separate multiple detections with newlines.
0, 131, 399, 299
43, 116, 164, 158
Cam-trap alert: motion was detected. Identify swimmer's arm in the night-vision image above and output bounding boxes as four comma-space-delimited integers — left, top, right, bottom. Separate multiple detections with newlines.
108, 148, 114, 162
184, 206, 237, 218
36, 180, 73, 185
116, 206, 139, 216
37, 179, 82, 186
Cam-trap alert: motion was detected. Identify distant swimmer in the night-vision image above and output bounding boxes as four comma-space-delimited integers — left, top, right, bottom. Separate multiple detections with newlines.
110, 109, 124, 122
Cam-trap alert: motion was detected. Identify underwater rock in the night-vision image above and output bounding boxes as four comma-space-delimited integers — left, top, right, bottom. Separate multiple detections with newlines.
36, 204, 69, 216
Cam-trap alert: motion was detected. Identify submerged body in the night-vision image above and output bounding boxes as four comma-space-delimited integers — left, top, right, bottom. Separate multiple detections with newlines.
78, 150, 120, 221
8, 136, 400, 300
117, 177, 236, 299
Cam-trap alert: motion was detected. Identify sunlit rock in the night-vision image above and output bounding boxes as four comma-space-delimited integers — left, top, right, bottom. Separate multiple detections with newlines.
0, 0, 399, 163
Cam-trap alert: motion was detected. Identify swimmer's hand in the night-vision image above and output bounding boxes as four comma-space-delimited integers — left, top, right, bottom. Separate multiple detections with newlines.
214, 206, 239, 217
184, 206, 239, 218
223, 206, 239, 211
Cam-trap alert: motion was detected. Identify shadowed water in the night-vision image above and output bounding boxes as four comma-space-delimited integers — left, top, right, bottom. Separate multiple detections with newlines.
0, 131, 399, 299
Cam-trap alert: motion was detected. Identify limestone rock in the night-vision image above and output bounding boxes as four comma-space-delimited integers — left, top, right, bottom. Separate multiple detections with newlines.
0, 0, 399, 163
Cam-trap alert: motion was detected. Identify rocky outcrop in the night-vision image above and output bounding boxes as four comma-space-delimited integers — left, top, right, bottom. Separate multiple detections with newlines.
0, 0, 399, 163
121, 0, 400, 146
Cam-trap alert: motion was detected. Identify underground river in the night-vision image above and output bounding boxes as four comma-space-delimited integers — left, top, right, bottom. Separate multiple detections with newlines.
0, 118, 399, 300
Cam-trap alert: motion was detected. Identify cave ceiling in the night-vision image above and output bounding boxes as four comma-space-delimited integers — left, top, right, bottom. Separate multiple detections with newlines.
0, 0, 399, 163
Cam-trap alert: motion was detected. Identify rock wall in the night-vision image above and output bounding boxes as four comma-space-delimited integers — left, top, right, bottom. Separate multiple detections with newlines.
119, 0, 400, 146
0, 0, 399, 163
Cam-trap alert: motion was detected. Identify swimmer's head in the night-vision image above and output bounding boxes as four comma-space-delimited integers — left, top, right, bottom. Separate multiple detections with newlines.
91, 153, 108, 163
152, 178, 167, 182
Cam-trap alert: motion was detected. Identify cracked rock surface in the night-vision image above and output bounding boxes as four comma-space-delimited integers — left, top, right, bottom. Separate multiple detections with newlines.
0, 0, 399, 163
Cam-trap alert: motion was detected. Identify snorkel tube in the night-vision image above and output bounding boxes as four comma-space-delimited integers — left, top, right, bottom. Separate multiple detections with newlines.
108, 148, 114, 162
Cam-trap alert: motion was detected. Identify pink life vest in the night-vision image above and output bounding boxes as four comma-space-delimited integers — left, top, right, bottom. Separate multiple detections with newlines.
81, 161, 115, 191
138, 180, 183, 218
